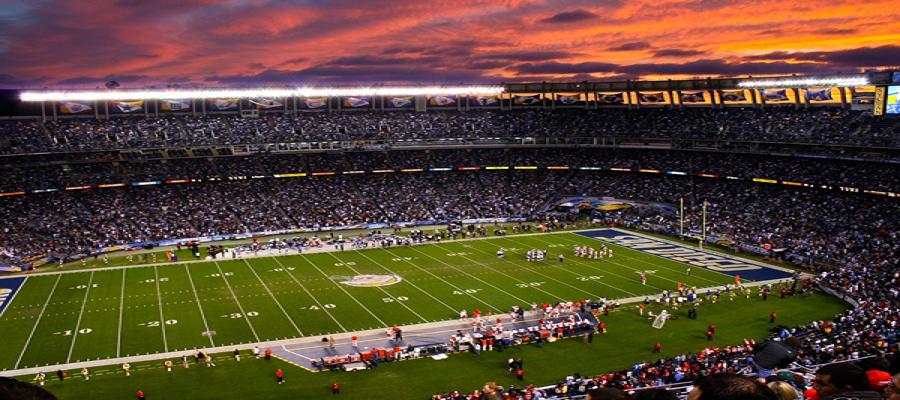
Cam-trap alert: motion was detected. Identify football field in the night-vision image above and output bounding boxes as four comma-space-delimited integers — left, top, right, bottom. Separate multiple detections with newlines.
0, 229, 776, 372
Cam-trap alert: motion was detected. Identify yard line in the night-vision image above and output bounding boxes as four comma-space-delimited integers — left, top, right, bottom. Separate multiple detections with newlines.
66, 271, 95, 363
461, 239, 635, 299
271, 257, 346, 332
353, 250, 458, 314
380, 248, 501, 312
116, 269, 126, 357
242, 260, 304, 336
299, 254, 388, 327
433, 243, 569, 302
15, 275, 62, 369
406, 245, 534, 305
152, 266, 170, 353
325, 252, 428, 323
531, 235, 703, 289
183, 265, 215, 347
212, 261, 261, 342
555, 232, 725, 285
512, 235, 668, 292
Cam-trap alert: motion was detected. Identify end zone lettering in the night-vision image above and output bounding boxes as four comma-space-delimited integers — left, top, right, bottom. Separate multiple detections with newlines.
597, 234, 760, 272
0, 277, 26, 317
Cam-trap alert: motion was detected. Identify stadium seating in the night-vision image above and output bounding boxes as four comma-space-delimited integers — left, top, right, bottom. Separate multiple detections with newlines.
1, 108, 896, 400
2, 108, 899, 155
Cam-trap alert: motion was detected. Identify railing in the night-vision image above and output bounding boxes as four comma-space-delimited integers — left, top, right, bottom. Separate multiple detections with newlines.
1, 136, 898, 167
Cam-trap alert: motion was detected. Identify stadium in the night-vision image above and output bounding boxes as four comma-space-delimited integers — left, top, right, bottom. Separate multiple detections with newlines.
0, 2, 898, 400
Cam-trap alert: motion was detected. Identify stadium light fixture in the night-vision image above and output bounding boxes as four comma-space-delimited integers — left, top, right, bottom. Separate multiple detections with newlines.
737, 76, 869, 88
19, 86, 505, 102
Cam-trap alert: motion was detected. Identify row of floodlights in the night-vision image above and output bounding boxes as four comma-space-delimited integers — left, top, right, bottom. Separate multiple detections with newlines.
19, 86, 506, 102
737, 76, 870, 88
18, 76, 872, 102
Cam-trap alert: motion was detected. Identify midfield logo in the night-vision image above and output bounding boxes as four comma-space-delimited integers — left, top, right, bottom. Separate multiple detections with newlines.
332, 274, 403, 287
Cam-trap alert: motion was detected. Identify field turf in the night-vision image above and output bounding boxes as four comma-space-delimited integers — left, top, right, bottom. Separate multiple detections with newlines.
0, 231, 744, 370
31, 291, 848, 400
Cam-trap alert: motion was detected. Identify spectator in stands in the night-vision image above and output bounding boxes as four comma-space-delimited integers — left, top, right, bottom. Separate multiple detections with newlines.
687, 375, 778, 400
766, 381, 799, 400
813, 363, 883, 400
750, 337, 800, 379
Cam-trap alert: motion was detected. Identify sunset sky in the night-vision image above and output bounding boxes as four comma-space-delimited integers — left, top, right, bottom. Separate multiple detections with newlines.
1, 0, 899, 88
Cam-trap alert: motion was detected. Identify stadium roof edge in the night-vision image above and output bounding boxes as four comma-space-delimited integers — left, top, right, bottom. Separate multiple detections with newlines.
12, 71, 897, 102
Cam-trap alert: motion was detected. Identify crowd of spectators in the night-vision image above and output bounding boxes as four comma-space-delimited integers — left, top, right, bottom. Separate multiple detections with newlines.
1, 107, 897, 154
0, 154, 896, 273
1, 148, 897, 193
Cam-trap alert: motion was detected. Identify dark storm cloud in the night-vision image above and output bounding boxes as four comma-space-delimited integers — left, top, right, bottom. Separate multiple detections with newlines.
742, 45, 900, 67
540, 9, 598, 23
607, 41, 653, 51
653, 49, 706, 57
510, 59, 840, 76
616, 59, 833, 75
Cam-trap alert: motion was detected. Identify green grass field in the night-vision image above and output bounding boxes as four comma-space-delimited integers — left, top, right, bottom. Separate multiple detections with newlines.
30, 291, 848, 400
0, 230, 852, 399
1, 231, 747, 370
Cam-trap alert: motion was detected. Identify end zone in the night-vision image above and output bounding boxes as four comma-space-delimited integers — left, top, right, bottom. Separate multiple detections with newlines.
0, 277, 26, 317
577, 228, 794, 281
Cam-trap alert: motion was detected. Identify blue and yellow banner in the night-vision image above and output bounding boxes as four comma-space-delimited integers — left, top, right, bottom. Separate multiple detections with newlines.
427, 95, 457, 107
762, 89, 790, 103
298, 97, 327, 109
59, 101, 92, 114
342, 97, 371, 108
111, 100, 144, 113
804, 88, 838, 102
207, 98, 238, 111
468, 95, 499, 107
638, 92, 666, 104
385, 96, 413, 109
720, 90, 749, 103
160, 99, 191, 112
680, 91, 708, 104
513, 94, 542, 106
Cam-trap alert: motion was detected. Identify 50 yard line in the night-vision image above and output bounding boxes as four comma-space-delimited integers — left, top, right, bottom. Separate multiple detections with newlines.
15, 275, 62, 369
299, 255, 388, 327
353, 250, 458, 314
326, 252, 428, 323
